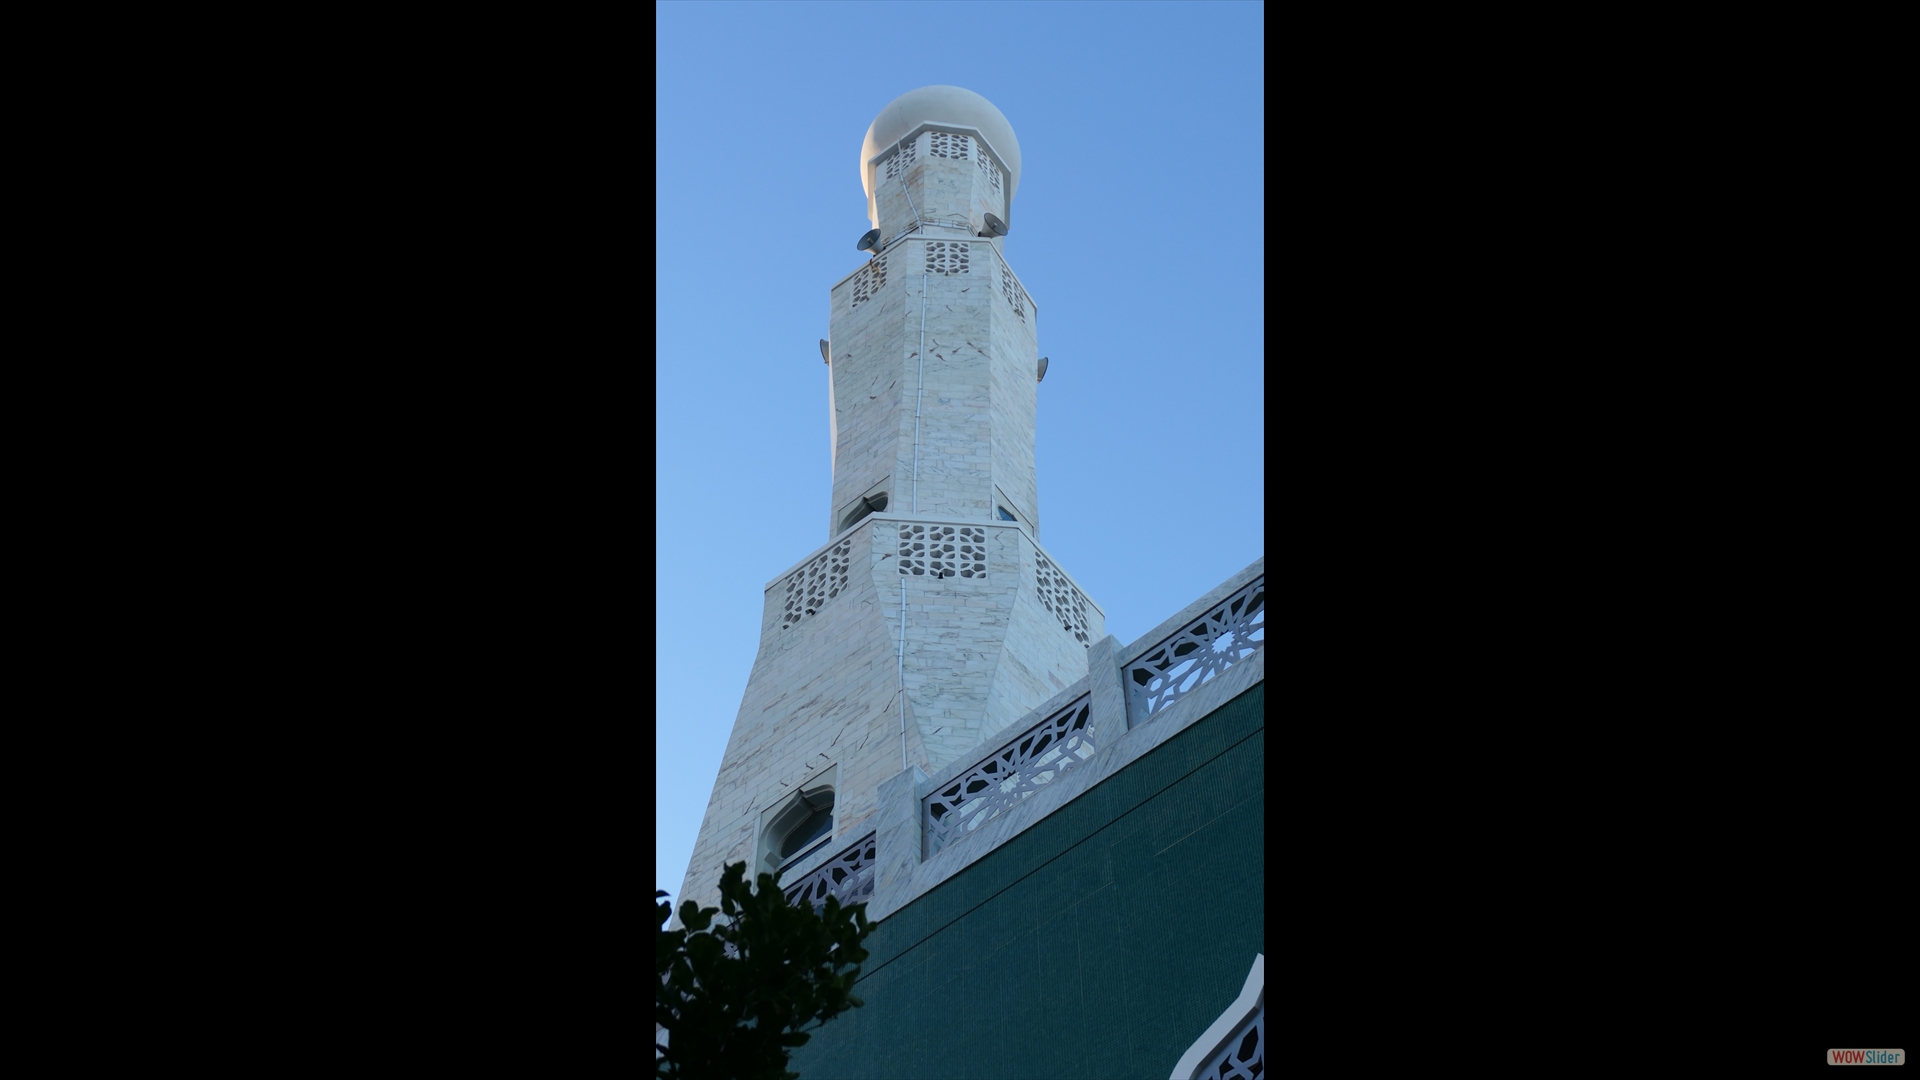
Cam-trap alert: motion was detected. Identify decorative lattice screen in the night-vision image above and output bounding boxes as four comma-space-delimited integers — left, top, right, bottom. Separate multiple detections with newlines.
781, 832, 876, 912
1035, 553, 1091, 646
976, 152, 1002, 196
922, 695, 1097, 857
780, 538, 854, 630
884, 136, 917, 180
925, 241, 970, 276
928, 132, 969, 159
1126, 577, 1264, 717
851, 254, 888, 309
897, 523, 987, 579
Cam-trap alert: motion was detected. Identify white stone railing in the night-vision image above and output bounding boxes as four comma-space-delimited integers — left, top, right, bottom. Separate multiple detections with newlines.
920, 693, 1097, 858
781, 832, 876, 912
1124, 576, 1265, 723
867, 557, 1265, 925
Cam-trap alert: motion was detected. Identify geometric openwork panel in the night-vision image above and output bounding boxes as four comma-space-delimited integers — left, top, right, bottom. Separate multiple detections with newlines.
851, 254, 889, 310
781, 831, 876, 913
1000, 264, 1026, 322
897, 523, 987, 579
928, 131, 969, 160
1193, 999, 1264, 1080
884, 136, 918, 180
1126, 576, 1264, 718
977, 152, 1002, 196
922, 695, 1095, 858
780, 538, 854, 631
925, 241, 971, 275
1034, 552, 1091, 646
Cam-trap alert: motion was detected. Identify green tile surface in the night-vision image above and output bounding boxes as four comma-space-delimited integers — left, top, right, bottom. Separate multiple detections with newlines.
786, 681, 1265, 1080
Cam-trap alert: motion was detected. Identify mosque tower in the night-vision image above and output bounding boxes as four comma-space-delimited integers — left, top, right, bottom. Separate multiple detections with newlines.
671, 87, 1104, 920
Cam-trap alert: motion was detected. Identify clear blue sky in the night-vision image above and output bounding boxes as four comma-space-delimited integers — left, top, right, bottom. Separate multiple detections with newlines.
657, 0, 1264, 911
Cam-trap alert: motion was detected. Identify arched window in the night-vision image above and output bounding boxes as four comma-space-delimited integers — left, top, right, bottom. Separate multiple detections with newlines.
758, 771, 838, 881
840, 491, 888, 533
779, 794, 835, 861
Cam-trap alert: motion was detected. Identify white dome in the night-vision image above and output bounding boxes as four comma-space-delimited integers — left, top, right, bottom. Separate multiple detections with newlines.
861, 86, 1022, 230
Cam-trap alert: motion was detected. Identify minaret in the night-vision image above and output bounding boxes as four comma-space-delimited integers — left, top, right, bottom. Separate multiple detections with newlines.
672, 86, 1104, 921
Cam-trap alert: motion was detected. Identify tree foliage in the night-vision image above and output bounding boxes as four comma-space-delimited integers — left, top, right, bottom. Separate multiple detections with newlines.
656, 861, 873, 1080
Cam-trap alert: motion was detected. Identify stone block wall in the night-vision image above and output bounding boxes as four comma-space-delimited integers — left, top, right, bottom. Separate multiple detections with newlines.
901, 267, 992, 522
828, 240, 1038, 533
874, 519, 1100, 774
678, 121, 1076, 930
827, 253, 909, 536
670, 514, 1104, 925
980, 536, 1101, 738
871, 129, 1006, 242
673, 515, 916, 927
986, 247, 1039, 533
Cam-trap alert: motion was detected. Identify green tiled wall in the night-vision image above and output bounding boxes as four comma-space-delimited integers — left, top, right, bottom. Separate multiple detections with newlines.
787, 681, 1265, 1080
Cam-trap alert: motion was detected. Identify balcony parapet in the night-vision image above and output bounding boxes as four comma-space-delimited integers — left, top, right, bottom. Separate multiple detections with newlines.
1123, 571, 1265, 724
921, 691, 1100, 859
782, 831, 877, 913
865, 555, 1267, 924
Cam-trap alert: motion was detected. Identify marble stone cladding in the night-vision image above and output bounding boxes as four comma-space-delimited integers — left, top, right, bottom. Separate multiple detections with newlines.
827, 242, 1038, 535
871, 130, 1007, 248
669, 515, 1106, 925
671, 108, 1111, 931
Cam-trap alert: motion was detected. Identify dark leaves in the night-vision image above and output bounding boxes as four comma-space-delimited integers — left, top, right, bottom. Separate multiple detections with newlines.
656, 861, 875, 1080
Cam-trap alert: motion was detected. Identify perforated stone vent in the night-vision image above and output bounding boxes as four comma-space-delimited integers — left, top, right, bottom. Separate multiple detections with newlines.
922, 695, 1096, 857
976, 152, 1002, 195
1195, 1000, 1264, 1080
1035, 553, 1090, 646
928, 132, 968, 159
780, 538, 854, 630
850, 254, 888, 309
883, 137, 917, 180
897, 524, 987, 579
1000, 265, 1026, 322
925, 241, 970, 276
